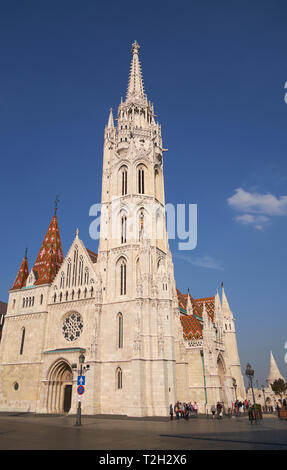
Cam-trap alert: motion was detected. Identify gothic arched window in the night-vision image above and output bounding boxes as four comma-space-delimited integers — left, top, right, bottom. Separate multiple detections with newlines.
116, 367, 123, 389
118, 313, 123, 349
121, 213, 127, 244
138, 165, 145, 194
121, 166, 128, 195
120, 260, 126, 296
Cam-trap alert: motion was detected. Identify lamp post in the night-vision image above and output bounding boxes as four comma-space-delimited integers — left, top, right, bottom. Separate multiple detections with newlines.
232, 377, 238, 416
75, 352, 85, 427
245, 363, 258, 423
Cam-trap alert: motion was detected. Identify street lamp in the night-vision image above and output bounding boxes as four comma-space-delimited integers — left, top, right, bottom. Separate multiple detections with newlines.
245, 363, 258, 423
75, 352, 85, 426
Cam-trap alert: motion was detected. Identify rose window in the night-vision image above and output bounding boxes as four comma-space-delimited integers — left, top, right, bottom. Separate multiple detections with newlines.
62, 313, 83, 342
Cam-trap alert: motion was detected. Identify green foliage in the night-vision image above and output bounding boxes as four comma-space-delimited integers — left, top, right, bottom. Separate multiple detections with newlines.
271, 379, 287, 397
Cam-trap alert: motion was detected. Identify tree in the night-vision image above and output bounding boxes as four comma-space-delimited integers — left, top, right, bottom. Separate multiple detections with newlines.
271, 379, 287, 403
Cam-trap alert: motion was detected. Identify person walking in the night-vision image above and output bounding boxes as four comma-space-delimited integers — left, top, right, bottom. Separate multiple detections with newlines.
193, 401, 198, 417
170, 404, 173, 420
211, 404, 216, 419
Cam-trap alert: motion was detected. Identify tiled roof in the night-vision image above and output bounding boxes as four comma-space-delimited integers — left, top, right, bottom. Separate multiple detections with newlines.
176, 288, 215, 340
180, 314, 202, 340
32, 214, 64, 286
86, 249, 98, 263
194, 297, 215, 322
11, 254, 29, 291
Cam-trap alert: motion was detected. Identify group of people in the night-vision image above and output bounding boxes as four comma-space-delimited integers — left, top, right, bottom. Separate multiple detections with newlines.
170, 401, 199, 420
169, 398, 287, 421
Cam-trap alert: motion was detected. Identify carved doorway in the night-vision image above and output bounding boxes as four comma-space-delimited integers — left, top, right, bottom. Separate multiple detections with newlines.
46, 359, 73, 414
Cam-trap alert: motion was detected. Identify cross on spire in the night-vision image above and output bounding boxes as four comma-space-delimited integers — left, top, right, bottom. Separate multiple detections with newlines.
54, 195, 59, 215
126, 40, 145, 102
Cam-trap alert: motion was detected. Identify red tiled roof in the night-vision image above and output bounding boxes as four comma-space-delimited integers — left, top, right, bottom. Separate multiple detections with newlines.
11, 254, 29, 291
176, 288, 215, 340
180, 315, 202, 340
86, 249, 98, 263
32, 214, 64, 286
195, 297, 215, 322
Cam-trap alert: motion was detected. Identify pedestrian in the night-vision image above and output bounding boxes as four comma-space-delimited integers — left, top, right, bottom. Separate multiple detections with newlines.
170, 404, 173, 420
211, 404, 216, 419
174, 402, 180, 420
193, 401, 198, 416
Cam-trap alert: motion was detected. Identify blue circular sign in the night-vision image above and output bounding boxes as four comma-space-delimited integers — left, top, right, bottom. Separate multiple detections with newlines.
77, 385, 85, 395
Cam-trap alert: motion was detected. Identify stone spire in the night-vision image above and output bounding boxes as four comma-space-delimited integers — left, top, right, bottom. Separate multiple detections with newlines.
126, 41, 145, 102
10, 248, 29, 290
221, 282, 232, 314
267, 351, 285, 385
107, 107, 114, 129
32, 208, 64, 286
186, 288, 193, 315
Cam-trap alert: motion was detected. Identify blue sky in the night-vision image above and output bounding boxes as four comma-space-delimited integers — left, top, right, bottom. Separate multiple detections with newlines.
0, 0, 286, 386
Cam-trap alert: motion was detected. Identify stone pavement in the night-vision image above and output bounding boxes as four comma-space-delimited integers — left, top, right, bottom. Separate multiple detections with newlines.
0, 413, 286, 450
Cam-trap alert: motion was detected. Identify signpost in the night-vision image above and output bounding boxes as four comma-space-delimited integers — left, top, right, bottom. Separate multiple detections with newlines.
77, 385, 85, 395
77, 376, 85, 386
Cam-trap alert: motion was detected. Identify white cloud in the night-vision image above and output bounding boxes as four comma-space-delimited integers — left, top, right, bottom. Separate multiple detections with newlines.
228, 188, 287, 230
175, 253, 223, 270
227, 188, 287, 216
235, 214, 269, 231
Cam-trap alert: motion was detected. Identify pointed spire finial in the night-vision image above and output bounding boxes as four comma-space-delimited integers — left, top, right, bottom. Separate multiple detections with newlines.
76, 228, 79, 237
107, 108, 114, 129
54, 195, 59, 216
126, 41, 145, 101
25, 247, 28, 259
132, 40, 140, 54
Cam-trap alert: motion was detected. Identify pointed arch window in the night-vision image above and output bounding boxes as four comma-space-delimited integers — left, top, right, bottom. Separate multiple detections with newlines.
121, 213, 127, 244
72, 247, 78, 287
78, 256, 83, 286
138, 166, 145, 194
118, 313, 123, 349
121, 167, 127, 195
120, 260, 127, 296
60, 272, 65, 289
20, 327, 25, 355
116, 367, 123, 389
66, 259, 71, 288
84, 267, 89, 285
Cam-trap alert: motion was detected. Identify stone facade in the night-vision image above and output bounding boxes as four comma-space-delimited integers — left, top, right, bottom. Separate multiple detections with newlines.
0, 42, 245, 416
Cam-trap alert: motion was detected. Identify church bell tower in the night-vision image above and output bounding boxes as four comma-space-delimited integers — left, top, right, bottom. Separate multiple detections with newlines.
96, 41, 178, 416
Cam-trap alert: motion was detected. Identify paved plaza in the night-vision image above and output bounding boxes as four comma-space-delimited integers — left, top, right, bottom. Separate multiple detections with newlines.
0, 413, 286, 450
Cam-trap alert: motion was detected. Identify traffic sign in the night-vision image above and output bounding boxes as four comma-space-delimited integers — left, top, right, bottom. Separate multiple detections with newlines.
77, 375, 85, 386
77, 385, 85, 395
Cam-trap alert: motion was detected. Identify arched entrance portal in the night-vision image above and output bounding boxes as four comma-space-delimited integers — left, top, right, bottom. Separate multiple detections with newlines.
46, 359, 74, 414
217, 355, 228, 405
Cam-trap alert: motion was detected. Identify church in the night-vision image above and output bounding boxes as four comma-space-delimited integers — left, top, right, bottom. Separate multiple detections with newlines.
0, 42, 245, 416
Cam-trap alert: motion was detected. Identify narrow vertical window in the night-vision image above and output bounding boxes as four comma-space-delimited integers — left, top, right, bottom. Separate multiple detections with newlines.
138, 166, 145, 194
117, 367, 123, 389
121, 215, 127, 244
20, 327, 25, 355
40, 294, 43, 305
122, 168, 127, 195
120, 261, 126, 295
118, 313, 123, 349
